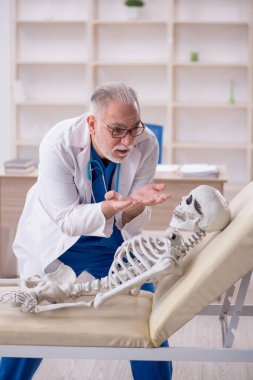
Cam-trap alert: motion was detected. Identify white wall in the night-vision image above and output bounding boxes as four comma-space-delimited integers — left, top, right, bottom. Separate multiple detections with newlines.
0, 0, 12, 166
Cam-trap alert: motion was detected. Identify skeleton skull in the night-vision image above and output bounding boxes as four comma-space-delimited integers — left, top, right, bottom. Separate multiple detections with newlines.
170, 185, 231, 232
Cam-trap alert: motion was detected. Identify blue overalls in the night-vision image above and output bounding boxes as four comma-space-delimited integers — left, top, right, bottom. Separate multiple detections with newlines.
0, 145, 172, 380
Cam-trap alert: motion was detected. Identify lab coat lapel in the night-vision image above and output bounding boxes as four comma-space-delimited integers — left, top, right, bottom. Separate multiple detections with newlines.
70, 115, 92, 202
76, 145, 91, 202
118, 147, 141, 196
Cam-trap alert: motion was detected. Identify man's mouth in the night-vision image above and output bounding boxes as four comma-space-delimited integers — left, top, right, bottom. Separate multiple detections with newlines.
115, 149, 129, 156
113, 145, 133, 157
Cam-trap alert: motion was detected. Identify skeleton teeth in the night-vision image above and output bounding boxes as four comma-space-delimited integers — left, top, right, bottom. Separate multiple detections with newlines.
173, 210, 186, 222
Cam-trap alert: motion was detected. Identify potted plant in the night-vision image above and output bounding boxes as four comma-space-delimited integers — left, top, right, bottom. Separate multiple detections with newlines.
124, 0, 145, 20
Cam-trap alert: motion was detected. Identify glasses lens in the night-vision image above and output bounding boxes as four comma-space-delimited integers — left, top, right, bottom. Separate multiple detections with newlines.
131, 125, 145, 137
112, 129, 127, 138
109, 123, 145, 138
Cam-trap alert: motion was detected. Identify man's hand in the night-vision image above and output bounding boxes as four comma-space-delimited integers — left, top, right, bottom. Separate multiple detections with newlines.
130, 183, 170, 205
101, 191, 135, 220
102, 184, 171, 224
122, 183, 171, 224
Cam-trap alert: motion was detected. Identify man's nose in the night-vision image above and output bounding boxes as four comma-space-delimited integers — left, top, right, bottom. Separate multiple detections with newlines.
120, 131, 134, 145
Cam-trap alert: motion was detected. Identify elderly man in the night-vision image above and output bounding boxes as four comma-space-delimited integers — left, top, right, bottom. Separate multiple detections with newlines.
0, 82, 172, 380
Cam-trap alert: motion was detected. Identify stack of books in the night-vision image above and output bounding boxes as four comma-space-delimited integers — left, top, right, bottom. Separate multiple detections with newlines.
156, 164, 180, 176
156, 164, 180, 180
180, 164, 219, 178
4, 158, 36, 174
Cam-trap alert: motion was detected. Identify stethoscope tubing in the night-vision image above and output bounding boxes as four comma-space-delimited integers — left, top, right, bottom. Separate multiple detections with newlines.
86, 157, 121, 203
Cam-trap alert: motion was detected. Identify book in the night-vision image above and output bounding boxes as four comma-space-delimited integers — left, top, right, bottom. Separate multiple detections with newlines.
4, 158, 36, 169
180, 164, 219, 178
4, 166, 36, 174
156, 164, 180, 175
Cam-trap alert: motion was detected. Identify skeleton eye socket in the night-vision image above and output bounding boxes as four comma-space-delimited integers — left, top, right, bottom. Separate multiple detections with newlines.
194, 199, 203, 215
186, 195, 193, 205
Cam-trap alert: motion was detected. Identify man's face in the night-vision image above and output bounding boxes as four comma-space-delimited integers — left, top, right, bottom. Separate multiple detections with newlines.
88, 101, 141, 163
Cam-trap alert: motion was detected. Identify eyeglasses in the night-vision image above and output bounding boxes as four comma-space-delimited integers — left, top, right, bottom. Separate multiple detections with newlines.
103, 121, 145, 138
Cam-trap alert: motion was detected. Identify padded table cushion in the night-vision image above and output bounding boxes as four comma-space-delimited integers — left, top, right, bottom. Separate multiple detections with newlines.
150, 182, 253, 347
1, 182, 252, 350
0, 289, 153, 348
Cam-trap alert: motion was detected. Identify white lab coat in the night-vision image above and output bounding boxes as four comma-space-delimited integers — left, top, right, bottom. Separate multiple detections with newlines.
13, 114, 159, 277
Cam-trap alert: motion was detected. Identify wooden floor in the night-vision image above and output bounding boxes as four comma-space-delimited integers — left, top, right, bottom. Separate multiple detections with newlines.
34, 282, 253, 380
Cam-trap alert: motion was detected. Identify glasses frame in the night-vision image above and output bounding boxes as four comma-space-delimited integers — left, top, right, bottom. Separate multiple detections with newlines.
103, 121, 146, 138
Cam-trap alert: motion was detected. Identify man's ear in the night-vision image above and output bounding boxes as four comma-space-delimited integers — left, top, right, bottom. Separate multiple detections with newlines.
87, 115, 96, 135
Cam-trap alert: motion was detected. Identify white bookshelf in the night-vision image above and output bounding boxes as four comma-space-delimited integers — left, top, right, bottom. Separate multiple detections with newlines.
11, 0, 253, 187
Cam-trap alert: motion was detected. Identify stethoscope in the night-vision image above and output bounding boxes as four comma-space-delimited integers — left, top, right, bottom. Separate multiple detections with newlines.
86, 153, 121, 203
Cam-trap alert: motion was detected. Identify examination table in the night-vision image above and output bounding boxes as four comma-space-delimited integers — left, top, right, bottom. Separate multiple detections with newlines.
0, 182, 253, 363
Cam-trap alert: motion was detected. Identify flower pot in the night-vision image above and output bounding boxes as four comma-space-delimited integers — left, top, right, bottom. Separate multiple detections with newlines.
126, 6, 141, 20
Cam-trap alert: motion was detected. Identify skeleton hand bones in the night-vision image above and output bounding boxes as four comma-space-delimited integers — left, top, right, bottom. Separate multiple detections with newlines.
0, 185, 231, 313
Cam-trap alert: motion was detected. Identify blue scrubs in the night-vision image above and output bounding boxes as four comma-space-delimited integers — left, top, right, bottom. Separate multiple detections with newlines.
0, 146, 172, 380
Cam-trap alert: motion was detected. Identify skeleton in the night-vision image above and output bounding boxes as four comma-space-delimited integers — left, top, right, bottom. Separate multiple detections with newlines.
0, 185, 231, 313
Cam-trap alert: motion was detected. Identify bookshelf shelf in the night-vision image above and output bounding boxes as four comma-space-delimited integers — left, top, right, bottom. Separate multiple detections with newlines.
172, 142, 246, 150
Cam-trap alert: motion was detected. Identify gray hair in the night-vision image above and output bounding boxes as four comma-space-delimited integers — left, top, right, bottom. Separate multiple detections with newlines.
90, 81, 140, 118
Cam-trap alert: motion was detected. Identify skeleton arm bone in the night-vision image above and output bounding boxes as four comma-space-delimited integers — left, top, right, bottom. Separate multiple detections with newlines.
93, 256, 175, 308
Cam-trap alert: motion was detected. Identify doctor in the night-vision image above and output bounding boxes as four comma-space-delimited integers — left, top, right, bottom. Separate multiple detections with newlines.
0, 82, 172, 380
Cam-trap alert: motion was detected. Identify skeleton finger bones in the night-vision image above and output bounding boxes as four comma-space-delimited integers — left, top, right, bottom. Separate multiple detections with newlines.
0, 185, 231, 313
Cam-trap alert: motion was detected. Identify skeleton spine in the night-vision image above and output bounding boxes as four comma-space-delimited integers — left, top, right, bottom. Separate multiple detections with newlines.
182, 230, 206, 252
77, 276, 109, 294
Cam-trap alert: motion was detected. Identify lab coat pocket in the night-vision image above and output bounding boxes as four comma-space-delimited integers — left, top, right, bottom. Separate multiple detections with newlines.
28, 198, 58, 245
